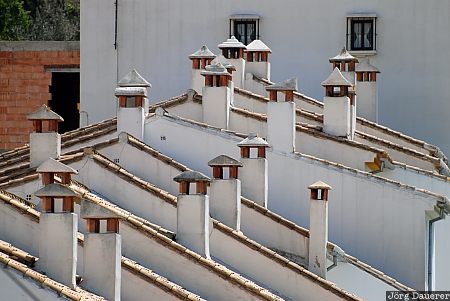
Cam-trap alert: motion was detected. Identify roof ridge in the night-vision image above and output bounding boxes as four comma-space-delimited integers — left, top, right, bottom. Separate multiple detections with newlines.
0, 239, 37, 266
126, 135, 190, 171
212, 220, 361, 301
251, 75, 442, 151
67, 180, 175, 239
0, 251, 105, 301
121, 257, 206, 301
91, 153, 178, 206
240, 197, 415, 292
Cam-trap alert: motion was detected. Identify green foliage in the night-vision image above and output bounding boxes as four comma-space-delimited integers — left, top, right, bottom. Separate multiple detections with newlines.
27, 0, 80, 40
0, 0, 31, 40
0, 0, 80, 41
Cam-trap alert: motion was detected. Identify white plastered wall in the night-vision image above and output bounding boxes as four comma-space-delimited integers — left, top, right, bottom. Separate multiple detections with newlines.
144, 115, 439, 289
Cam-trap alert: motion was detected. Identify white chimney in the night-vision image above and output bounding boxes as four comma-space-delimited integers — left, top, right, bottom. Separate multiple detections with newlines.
244, 39, 271, 81
356, 58, 380, 122
308, 181, 332, 279
208, 155, 242, 230
237, 134, 269, 208
266, 78, 297, 153
211, 55, 236, 105
81, 200, 121, 301
329, 48, 358, 139
201, 63, 232, 129
322, 68, 354, 139
115, 69, 152, 141
174, 171, 211, 258
27, 105, 63, 168
218, 36, 246, 88
189, 45, 216, 95
34, 185, 78, 288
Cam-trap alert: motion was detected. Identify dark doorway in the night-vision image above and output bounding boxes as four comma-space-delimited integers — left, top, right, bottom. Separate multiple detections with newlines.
49, 72, 80, 133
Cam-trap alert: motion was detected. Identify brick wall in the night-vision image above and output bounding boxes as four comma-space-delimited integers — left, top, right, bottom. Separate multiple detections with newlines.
0, 42, 79, 151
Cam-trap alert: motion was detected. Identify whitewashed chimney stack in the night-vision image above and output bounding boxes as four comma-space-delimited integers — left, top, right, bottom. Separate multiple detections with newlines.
322, 68, 355, 139
34, 159, 79, 288
355, 58, 380, 122
308, 181, 332, 279
81, 200, 121, 301
174, 171, 211, 258
208, 155, 243, 230
266, 78, 297, 153
115, 69, 151, 141
27, 105, 63, 168
189, 45, 216, 95
329, 48, 358, 138
237, 134, 269, 208
218, 36, 246, 88
201, 63, 232, 129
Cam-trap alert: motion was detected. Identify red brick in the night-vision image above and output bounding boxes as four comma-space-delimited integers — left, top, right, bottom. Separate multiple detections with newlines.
0, 58, 12, 65
0, 52, 13, 58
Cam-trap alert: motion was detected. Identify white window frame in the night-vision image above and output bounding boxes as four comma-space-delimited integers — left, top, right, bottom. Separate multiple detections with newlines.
346, 13, 377, 55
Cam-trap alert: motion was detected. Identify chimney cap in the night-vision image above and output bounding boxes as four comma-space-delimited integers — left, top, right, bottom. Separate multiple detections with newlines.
118, 69, 152, 88
218, 36, 246, 49
36, 158, 78, 174
238, 133, 270, 147
173, 171, 211, 183
356, 58, 380, 73
308, 181, 332, 190
114, 86, 148, 97
208, 155, 243, 167
34, 183, 78, 198
27, 104, 64, 121
266, 78, 298, 91
201, 63, 232, 76
211, 55, 236, 71
245, 39, 271, 53
321, 68, 352, 87
189, 45, 216, 59
329, 47, 358, 63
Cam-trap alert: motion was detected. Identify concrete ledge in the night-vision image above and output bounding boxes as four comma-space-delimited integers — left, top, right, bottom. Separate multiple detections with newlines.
0, 41, 80, 51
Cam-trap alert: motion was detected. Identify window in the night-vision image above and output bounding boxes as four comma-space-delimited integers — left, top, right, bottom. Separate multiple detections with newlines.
346, 14, 377, 52
234, 20, 257, 45
229, 15, 260, 45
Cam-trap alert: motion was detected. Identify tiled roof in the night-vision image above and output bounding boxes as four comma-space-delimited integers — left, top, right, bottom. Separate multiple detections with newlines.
122, 258, 206, 301
0, 187, 283, 300
212, 220, 362, 301
0, 239, 37, 266
0, 191, 201, 300
251, 76, 442, 156
0, 251, 105, 301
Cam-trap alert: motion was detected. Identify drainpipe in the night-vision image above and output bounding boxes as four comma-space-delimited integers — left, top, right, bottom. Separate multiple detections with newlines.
428, 208, 445, 290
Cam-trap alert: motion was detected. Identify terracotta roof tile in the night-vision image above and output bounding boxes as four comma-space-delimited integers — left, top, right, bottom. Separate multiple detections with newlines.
0, 251, 105, 301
